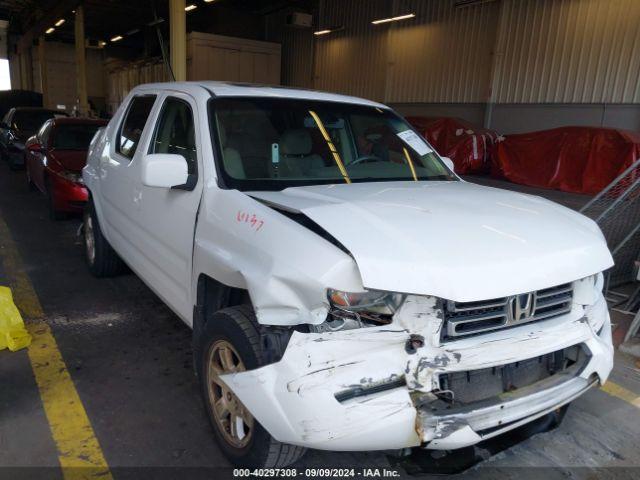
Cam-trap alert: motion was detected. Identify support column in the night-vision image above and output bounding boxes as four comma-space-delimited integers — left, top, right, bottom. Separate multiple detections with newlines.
18, 50, 34, 91
24, 48, 34, 90
18, 53, 27, 89
74, 5, 89, 116
169, 0, 186, 81
38, 36, 49, 108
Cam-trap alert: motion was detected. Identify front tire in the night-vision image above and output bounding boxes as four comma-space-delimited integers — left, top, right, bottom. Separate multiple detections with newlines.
83, 199, 125, 277
198, 305, 306, 468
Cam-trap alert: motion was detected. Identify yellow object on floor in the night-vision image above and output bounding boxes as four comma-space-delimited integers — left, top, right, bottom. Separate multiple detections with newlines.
0, 286, 32, 351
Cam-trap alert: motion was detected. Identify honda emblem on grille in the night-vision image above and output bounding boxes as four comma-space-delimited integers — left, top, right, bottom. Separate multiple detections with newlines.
506, 292, 536, 325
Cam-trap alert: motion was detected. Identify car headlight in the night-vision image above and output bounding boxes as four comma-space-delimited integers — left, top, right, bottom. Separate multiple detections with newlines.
313, 289, 405, 332
327, 288, 404, 315
58, 170, 84, 185
573, 272, 603, 306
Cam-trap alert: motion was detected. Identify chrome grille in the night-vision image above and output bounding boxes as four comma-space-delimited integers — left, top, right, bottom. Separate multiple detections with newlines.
444, 283, 574, 339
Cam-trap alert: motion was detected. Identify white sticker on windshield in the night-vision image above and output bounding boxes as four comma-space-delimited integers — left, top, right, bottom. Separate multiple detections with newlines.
397, 130, 432, 156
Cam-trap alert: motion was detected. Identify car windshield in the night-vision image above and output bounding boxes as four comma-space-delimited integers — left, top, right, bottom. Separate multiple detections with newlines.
53, 124, 102, 150
13, 110, 65, 132
211, 97, 456, 191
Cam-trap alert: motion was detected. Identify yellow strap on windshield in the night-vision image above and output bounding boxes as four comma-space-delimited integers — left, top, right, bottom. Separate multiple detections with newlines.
402, 147, 418, 181
308, 110, 351, 184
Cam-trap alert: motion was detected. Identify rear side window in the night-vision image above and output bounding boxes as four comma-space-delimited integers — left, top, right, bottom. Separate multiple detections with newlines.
53, 124, 103, 150
117, 95, 156, 159
150, 97, 197, 174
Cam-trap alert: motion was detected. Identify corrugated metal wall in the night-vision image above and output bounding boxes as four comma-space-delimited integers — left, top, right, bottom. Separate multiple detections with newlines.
313, 0, 392, 101
386, 0, 498, 103
266, 11, 314, 88
494, 0, 640, 103
284, 0, 640, 105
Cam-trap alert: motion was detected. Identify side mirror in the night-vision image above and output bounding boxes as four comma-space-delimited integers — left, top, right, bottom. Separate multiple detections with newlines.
441, 156, 455, 172
141, 153, 188, 189
27, 143, 43, 153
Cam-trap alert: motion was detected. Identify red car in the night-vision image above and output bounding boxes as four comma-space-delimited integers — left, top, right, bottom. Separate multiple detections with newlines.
25, 117, 107, 219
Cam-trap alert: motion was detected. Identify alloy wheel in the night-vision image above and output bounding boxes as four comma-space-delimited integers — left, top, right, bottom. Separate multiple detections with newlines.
206, 339, 254, 448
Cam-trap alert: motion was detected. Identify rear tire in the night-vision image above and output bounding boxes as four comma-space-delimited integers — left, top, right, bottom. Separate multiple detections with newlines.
83, 199, 125, 277
198, 305, 306, 468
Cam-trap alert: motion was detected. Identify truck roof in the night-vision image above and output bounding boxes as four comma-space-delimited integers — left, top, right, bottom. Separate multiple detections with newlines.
132, 81, 388, 109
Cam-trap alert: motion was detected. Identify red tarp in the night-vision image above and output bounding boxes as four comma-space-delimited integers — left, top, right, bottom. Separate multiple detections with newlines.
491, 126, 640, 195
407, 116, 499, 174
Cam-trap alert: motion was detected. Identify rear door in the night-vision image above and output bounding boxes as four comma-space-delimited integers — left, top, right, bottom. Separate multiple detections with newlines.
100, 94, 158, 264
134, 92, 204, 321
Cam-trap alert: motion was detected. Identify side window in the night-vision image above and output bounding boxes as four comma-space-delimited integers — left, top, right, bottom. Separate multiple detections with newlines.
117, 95, 156, 159
150, 97, 197, 174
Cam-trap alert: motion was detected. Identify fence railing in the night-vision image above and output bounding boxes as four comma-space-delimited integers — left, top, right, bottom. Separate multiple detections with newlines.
580, 158, 640, 287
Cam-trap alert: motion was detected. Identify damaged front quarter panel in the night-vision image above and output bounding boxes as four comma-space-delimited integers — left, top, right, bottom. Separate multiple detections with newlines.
219, 294, 452, 450
192, 189, 365, 327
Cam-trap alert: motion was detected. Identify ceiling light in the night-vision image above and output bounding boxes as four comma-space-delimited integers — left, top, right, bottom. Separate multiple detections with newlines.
371, 13, 416, 25
55, 19, 65, 27
204, 0, 216, 2
110, 35, 123, 42
126, 28, 140, 36
185, 4, 197, 11
314, 26, 344, 36
98, 41, 107, 47
45, 27, 55, 34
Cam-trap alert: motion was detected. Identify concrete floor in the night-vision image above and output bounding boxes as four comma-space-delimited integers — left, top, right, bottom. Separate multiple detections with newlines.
1, 166, 639, 479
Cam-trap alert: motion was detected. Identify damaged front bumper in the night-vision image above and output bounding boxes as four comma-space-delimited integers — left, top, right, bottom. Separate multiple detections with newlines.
221, 294, 613, 451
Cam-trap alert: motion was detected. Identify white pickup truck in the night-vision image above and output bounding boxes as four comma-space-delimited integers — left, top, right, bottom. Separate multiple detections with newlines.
83, 81, 614, 468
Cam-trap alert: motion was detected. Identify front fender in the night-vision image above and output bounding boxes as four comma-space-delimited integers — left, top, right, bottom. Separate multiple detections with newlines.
192, 188, 364, 326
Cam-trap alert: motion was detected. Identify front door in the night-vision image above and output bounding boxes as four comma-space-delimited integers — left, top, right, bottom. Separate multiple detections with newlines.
134, 93, 204, 321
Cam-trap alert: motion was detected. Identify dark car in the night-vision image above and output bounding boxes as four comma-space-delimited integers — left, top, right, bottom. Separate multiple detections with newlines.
25, 117, 107, 220
0, 107, 68, 170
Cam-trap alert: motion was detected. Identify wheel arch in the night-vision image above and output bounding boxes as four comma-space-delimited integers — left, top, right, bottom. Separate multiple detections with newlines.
193, 274, 251, 342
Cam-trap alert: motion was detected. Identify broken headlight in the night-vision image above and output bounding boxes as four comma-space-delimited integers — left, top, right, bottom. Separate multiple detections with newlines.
318, 289, 404, 331
573, 272, 604, 305
328, 289, 405, 314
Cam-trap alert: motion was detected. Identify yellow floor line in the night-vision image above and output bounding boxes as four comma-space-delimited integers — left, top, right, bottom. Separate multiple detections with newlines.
601, 381, 640, 409
0, 213, 112, 480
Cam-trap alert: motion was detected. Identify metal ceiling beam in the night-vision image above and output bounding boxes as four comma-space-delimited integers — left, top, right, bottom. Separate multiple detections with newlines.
16, 0, 80, 53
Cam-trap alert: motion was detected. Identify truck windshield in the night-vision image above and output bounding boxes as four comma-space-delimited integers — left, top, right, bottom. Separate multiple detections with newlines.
210, 97, 456, 191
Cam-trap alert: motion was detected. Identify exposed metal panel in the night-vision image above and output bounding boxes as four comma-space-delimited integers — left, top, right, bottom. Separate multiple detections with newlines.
494, 0, 640, 103
313, 0, 391, 101
386, 0, 499, 103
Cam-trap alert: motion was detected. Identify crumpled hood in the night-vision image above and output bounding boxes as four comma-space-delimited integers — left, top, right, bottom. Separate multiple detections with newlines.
248, 181, 613, 302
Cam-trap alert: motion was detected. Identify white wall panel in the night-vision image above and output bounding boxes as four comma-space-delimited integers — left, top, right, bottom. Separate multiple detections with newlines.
279, 0, 640, 106
313, 0, 391, 101
494, 0, 640, 103
386, 0, 498, 103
